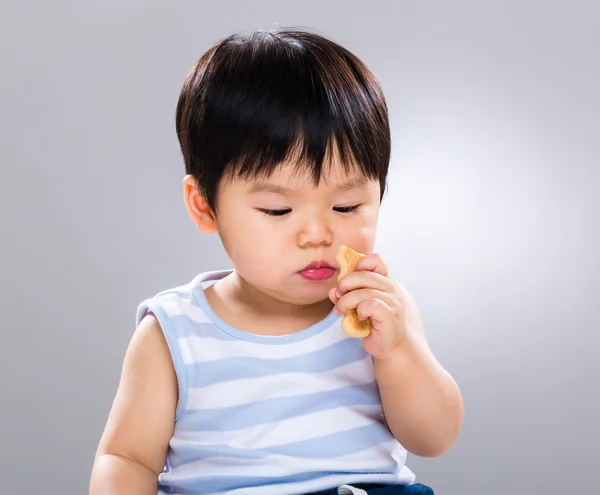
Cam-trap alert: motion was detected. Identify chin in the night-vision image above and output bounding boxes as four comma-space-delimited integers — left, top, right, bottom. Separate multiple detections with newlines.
293, 285, 334, 305
248, 281, 327, 306
294, 296, 332, 306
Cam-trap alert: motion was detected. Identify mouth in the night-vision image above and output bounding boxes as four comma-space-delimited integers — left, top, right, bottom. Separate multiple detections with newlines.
298, 261, 336, 281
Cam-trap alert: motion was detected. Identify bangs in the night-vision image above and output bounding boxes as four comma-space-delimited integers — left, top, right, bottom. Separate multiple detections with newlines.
176, 29, 391, 210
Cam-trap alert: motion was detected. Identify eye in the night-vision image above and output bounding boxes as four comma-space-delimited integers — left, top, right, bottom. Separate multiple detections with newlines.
333, 204, 361, 214
258, 208, 292, 217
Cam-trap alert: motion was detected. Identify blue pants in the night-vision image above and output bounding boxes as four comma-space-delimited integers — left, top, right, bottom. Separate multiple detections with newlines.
306, 483, 434, 494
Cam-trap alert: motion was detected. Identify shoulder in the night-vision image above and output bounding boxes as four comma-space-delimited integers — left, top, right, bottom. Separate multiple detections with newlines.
122, 313, 179, 419
135, 274, 207, 326
128, 313, 176, 380
135, 312, 163, 340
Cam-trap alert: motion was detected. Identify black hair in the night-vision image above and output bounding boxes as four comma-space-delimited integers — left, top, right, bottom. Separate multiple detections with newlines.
176, 28, 391, 213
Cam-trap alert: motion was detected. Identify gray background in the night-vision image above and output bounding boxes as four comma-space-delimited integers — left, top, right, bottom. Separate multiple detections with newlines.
1, 1, 598, 494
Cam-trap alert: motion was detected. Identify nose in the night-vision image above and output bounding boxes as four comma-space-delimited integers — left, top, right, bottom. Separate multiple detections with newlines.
297, 212, 333, 247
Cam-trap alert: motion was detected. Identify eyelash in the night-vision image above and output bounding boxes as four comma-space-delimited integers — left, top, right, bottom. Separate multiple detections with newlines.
259, 205, 361, 217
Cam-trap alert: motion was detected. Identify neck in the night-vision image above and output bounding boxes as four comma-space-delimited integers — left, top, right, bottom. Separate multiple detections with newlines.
221, 270, 333, 322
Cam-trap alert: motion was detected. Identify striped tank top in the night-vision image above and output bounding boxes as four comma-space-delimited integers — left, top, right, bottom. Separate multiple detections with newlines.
136, 270, 416, 495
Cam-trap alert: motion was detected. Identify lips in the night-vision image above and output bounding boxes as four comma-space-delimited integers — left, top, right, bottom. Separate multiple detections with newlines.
298, 261, 336, 281
301, 261, 334, 271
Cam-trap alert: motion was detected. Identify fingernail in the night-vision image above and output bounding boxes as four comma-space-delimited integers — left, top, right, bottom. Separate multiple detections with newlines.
335, 289, 341, 298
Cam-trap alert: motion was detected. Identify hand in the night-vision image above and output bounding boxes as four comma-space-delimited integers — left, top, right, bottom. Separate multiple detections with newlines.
329, 253, 407, 360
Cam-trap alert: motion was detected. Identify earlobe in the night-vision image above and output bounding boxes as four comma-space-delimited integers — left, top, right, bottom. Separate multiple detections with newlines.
183, 175, 217, 235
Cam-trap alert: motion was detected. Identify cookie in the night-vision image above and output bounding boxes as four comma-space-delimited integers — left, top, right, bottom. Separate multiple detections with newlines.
336, 245, 372, 338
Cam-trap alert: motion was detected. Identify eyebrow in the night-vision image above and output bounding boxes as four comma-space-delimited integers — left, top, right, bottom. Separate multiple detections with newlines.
247, 177, 370, 195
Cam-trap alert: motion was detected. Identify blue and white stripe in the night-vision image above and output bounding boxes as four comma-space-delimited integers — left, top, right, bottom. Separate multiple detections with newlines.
137, 270, 415, 494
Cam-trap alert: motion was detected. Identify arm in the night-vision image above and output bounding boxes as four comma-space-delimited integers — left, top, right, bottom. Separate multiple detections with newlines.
375, 287, 464, 457
90, 315, 177, 494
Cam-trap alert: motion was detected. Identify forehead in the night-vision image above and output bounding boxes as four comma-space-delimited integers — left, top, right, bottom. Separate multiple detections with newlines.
224, 160, 376, 195
259, 161, 368, 186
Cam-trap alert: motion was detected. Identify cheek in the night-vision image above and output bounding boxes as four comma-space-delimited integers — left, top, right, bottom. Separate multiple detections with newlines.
360, 208, 379, 233
217, 211, 285, 266
339, 208, 379, 254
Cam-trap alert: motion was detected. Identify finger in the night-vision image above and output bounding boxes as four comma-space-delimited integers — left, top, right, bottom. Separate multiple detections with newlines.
354, 253, 389, 277
335, 288, 395, 315
356, 297, 392, 325
337, 271, 396, 297
328, 287, 340, 304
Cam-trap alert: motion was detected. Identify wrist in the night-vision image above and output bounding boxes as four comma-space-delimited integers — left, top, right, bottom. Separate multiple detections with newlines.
374, 329, 423, 366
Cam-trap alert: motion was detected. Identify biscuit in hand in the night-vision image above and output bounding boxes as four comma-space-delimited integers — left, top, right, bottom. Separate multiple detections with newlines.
336, 245, 372, 339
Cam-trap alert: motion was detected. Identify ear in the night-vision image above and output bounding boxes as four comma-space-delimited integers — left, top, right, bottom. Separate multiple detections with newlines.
183, 175, 217, 235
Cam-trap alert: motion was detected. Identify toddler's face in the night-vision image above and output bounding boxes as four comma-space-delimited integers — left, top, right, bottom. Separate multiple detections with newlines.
213, 160, 381, 305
